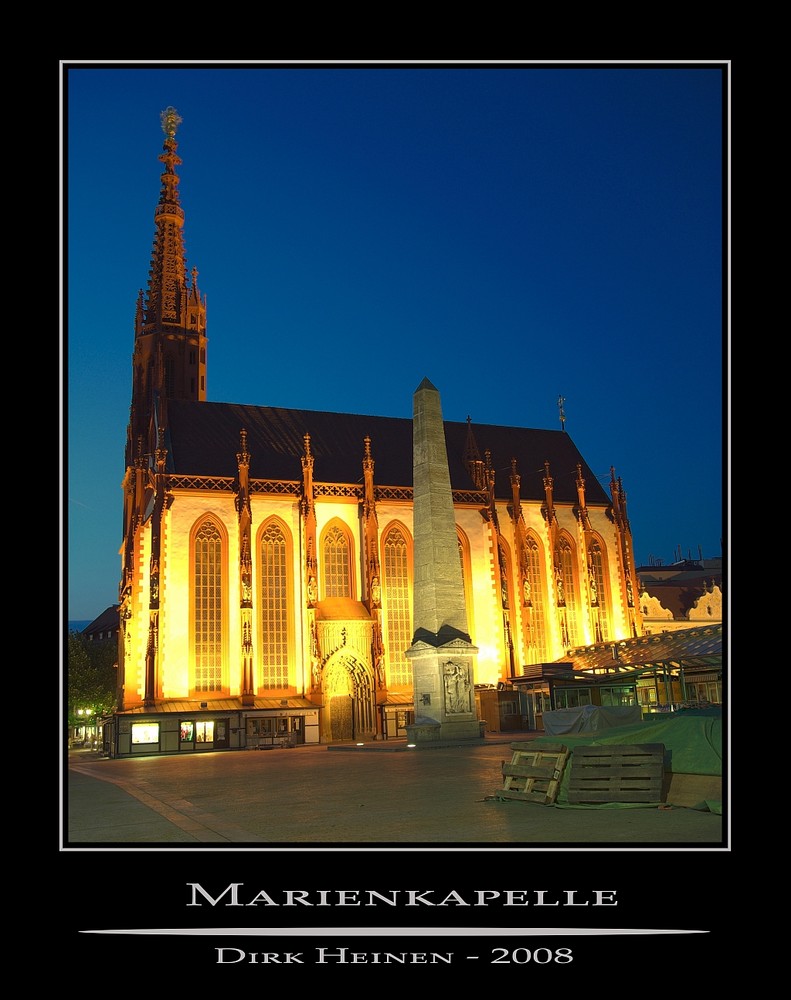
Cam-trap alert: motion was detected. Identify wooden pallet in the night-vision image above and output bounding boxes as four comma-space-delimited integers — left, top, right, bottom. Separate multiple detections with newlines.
496, 742, 569, 805
567, 743, 665, 803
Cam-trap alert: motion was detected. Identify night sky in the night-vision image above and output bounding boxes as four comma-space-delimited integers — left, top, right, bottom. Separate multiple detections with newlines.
64, 61, 727, 622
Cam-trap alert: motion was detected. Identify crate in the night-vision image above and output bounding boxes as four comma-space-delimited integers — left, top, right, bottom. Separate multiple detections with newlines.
567, 743, 665, 803
496, 742, 570, 805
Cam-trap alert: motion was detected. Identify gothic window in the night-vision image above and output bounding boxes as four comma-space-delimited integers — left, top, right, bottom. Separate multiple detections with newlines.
146, 360, 155, 411
457, 529, 475, 637
556, 536, 580, 650
587, 537, 611, 643
523, 535, 549, 665
259, 519, 291, 689
193, 518, 224, 693
164, 355, 175, 397
382, 523, 412, 686
499, 541, 517, 675
498, 543, 510, 609
322, 521, 353, 598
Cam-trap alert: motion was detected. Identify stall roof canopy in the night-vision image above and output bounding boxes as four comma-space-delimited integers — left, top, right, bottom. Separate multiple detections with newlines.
513, 624, 723, 685
384, 692, 414, 706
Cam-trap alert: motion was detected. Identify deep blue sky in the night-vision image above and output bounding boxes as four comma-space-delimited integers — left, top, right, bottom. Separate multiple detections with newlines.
63, 61, 727, 622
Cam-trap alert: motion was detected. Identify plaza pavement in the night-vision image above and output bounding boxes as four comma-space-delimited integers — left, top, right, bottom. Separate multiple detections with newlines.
64, 733, 726, 849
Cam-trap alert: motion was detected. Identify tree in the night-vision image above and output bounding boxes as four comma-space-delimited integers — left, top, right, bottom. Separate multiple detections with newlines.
67, 630, 117, 727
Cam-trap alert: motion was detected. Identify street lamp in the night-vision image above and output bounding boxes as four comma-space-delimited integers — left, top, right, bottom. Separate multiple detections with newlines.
77, 707, 96, 747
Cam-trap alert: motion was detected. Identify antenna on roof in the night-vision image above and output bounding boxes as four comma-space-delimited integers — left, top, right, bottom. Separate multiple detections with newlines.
557, 395, 566, 432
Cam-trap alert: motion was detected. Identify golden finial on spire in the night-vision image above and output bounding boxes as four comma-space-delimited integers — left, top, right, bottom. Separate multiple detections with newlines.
160, 106, 182, 140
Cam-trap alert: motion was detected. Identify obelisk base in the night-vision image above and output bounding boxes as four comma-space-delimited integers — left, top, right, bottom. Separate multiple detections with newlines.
405, 637, 485, 744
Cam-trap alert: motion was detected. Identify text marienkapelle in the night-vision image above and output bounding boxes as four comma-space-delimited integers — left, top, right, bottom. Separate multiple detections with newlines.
188, 887, 618, 907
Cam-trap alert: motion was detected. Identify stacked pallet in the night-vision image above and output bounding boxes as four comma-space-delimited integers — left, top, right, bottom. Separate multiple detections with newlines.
567, 743, 665, 804
497, 742, 570, 805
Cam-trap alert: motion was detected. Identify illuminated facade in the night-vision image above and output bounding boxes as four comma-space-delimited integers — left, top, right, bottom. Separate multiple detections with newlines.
111, 109, 643, 756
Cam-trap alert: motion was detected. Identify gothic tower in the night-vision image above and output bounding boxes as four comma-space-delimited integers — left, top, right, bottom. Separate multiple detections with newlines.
126, 106, 207, 470
119, 107, 207, 708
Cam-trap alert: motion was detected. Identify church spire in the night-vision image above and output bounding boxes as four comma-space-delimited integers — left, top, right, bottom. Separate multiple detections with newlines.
143, 107, 189, 329
128, 107, 208, 468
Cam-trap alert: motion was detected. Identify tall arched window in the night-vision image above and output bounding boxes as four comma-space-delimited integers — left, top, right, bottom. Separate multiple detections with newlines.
457, 528, 475, 638
499, 540, 517, 676
523, 535, 549, 665
587, 537, 611, 643
164, 354, 175, 397
555, 536, 580, 649
382, 523, 412, 686
145, 360, 155, 412
322, 521, 353, 598
193, 518, 224, 693
259, 519, 291, 689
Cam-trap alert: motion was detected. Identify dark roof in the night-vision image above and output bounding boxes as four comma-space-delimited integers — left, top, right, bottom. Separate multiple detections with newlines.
82, 605, 120, 638
640, 585, 698, 619
165, 400, 611, 505
638, 567, 722, 620
638, 567, 723, 585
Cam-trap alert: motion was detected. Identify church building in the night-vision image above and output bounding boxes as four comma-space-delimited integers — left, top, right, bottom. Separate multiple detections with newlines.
109, 108, 643, 758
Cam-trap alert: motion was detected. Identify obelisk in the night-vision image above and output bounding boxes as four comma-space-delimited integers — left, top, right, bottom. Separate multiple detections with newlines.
405, 378, 482, 743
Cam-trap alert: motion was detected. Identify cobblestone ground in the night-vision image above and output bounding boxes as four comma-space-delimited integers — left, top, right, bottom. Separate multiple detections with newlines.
65, 743, 725, 847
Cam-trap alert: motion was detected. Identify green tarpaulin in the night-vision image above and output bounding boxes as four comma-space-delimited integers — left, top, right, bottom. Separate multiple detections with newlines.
533, 709, 723, 811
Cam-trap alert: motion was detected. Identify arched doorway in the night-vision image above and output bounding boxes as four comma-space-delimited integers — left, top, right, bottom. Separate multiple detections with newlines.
322, 654, 376, 742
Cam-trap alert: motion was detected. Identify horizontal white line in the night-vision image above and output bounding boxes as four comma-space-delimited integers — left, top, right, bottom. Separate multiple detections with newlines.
81, 927, 708, 937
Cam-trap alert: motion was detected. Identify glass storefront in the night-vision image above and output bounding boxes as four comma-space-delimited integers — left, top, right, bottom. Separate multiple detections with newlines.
246, 715, 304, 746
178, 718, 229, 748
132, 722, 160, 745
383, 706, 414, 739
553, 687, 592, 710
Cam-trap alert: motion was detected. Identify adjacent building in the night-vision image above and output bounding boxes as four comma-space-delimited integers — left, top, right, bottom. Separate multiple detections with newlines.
637, 557, 723, 634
